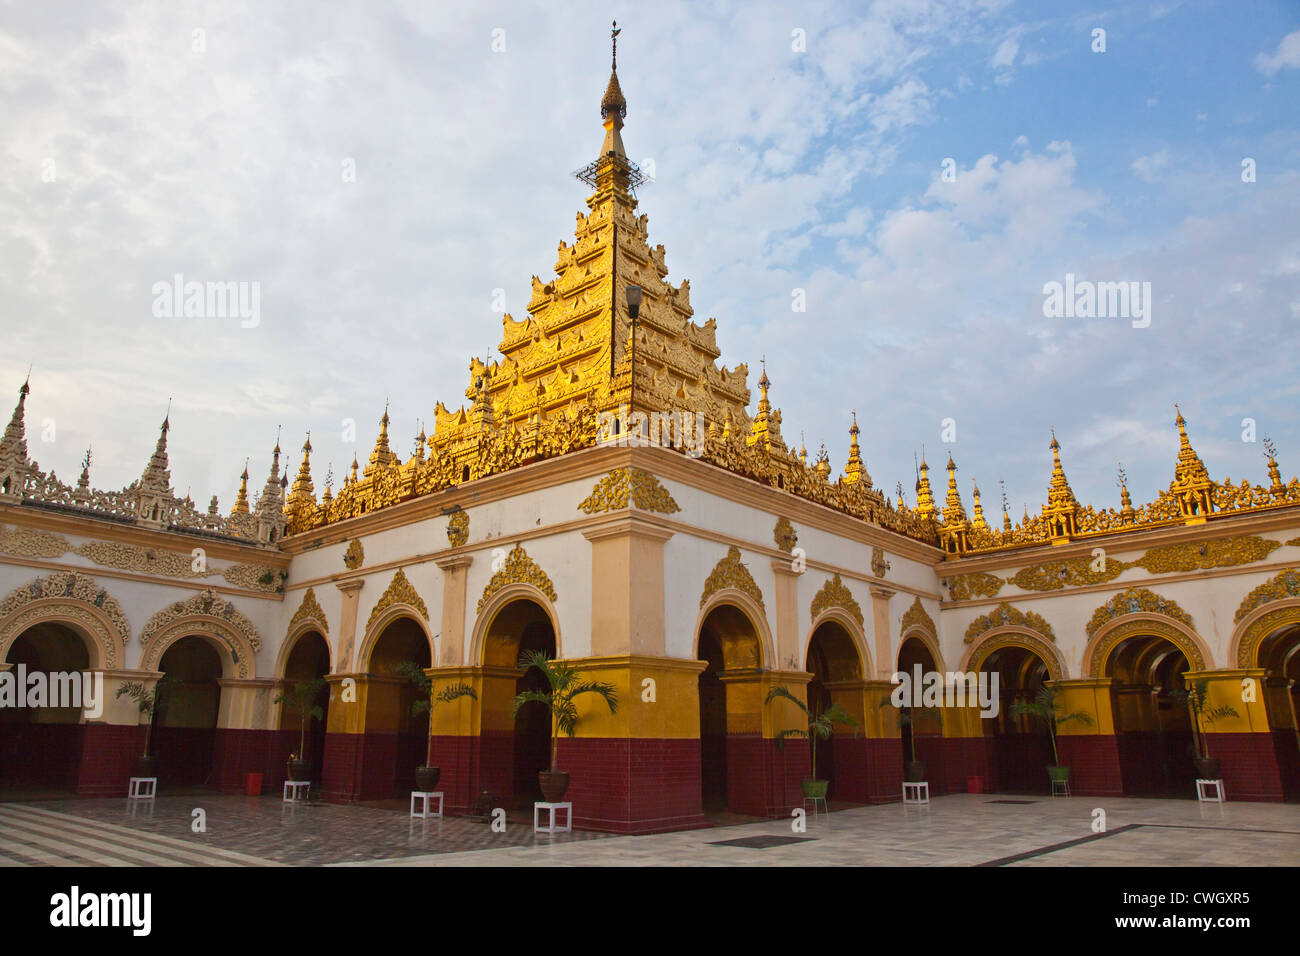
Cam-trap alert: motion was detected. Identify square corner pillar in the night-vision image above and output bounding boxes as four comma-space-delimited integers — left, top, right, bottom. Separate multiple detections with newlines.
868, 586, 895, 680
583, 516, 673, 657
334, 578, 366, 674
435, 555, 473, 666
769, 560, 801, 670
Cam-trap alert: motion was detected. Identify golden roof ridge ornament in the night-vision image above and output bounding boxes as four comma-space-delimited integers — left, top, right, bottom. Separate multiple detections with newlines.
1042, 429, 1080, 541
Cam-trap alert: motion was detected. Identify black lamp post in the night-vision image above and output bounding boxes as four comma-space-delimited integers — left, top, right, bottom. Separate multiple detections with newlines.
625, 286, 642, 436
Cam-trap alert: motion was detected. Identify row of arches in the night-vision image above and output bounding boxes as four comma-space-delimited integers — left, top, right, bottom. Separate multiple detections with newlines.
5, 587, 1300, 806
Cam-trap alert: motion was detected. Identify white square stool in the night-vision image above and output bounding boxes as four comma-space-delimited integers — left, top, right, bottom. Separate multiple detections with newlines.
283, 780, 310, 802
534, 801, 572, 833
128, 777, 157, 800
411, 791, 444, 818
1196, 778, 1225, 803
902, 781, 929, 804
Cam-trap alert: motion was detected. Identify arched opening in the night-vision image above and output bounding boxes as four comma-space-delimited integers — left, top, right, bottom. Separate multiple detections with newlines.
696, 603, 763, 815
1106, 634, 1193, 796
154, 636, 223, 789
805, 619, 863, 801
364, 617, 431, 799
1258, 625, 1300, 801
479, 598, 557, 810
281, 631, 330, 788
896, 636, 943, 784
979, 645, 1052, 793
0, 623, 91, 795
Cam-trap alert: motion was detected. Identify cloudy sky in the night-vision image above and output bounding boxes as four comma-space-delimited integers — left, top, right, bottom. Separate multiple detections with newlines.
3, 0, 1298, 523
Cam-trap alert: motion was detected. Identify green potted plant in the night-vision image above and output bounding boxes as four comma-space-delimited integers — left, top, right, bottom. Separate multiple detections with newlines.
396, 660, 477, 792
511, 650, 618, 802
879, 695, 941, 782
1173, 678, 1239, 780
1009, 683, 1093, 786
115, 675, 175, 778
765, 686, 859, 799
274, 677, 326, 783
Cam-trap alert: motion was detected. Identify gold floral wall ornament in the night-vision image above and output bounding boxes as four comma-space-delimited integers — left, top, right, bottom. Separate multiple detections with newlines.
577, 467, 680, 515
368, 568, 429, 628
343, 539, 364, 570
810, 573, 864, 628
700, 545, 765, 610
900, 596, 936, 638
139, 588, 263, 653
478, 544, 558, 612
0, 571, 131, 668
773, 516, 797, 554
963, 602, 1057, 645
1131, 535, 1280, 574
446, 509, 469, 547
220, 564, 284, 592
1234, 567, 1300, 623
1007, 555, 1127, 592
1287, 536, 1300, 548
944, 571, 1005, 599
0, 523, 70, 559
1085, 586, 1195, 637
871, 547, 890, 578
288, 586, 329, 636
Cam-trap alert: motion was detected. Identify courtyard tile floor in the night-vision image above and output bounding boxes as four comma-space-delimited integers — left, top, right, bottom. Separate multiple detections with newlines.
0, 792, 1295, 866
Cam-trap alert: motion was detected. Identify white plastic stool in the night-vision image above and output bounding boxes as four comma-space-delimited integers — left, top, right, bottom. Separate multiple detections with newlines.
283, 780, 310, 802
411, 791, 444, 818
534, 801, 572, 833
128, 777, 157, 800
1196, 778, 1225, 803
902, 781, 929, 804
803, 795, 829, 818
1050, 778, 1071, 797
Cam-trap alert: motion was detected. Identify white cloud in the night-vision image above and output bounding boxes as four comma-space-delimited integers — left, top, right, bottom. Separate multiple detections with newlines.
1254, 29, 1300, 75
1132, 149, 1170, 182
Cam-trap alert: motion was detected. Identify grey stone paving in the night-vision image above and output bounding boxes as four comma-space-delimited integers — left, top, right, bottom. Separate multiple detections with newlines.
0, 792, 1295, 866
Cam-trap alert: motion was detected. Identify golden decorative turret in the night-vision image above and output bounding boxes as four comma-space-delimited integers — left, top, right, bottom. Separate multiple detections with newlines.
0, 377, 32, 499
1117, 463, 1135, 525
321, 463, 334, 510
1042, 431, 1080, 541
971, 479, 988, 530
132, 411, 175, 527
842, 411, 870, 487
1170, 407, 1215, 521
914, 454, 936, 522
813, 443, 832, 481
942, 454, 966, 522
1265, 438, 1285, 497
284, 434, 318, 534
938, 454, 969, 554
365, 403, 398, 477
231, 459, 250, 515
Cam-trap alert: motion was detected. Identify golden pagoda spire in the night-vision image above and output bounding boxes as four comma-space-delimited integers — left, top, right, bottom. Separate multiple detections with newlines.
1042, 429, 1080, 540
1117, 462, 1135, 524
842, 411, 870, 486
321, 463, 334, 509
231, 459, 250, 515
1170, 406, 1214, 519
284, 434, 318, 534
365, 401, 397, 476
747, 358, 780, 451
600, 21, 628, 162
1000, 479, 1012, 533
942, 453, 967, 522
813, 442, 831, 480
799, 431, 808, 466
1264, 438, 1286, 497
914, 452, 936, 521
971, 479, 988, 530
349, 454, 359, 486
138, 409, 173, 495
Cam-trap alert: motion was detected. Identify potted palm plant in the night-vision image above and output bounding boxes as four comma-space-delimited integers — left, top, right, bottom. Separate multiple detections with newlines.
274, 677, 326, 783
765, 686, 858, 799
511, 651, 618, 803
880, 695, 940, 782
396, 660, 477, 792
1009, 683, 1093, 787
115, 675, 175, 778
1173, 678, 1239, 780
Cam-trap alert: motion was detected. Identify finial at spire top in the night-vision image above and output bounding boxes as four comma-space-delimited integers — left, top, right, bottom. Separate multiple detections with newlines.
611, 20, 620, 71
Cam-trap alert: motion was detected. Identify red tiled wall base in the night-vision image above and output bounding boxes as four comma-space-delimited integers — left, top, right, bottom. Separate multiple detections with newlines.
1272, 730, 1300, 800
210, 728, 279, 794
1206, 732, 1284, 802
319, 731, 426, 802
1056, 734, 1124, 797
862, 737, 903, 803
0, 722, 85, 790
555, 738, 709, 833
427, 734, 482, 814
150, 726, 217, 786
322, 732, 363, 801
75, 723, 144, 796
724, 734, 808, 818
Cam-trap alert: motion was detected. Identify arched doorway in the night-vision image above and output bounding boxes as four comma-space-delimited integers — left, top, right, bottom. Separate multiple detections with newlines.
696, 603, 764, 815
980, 646, 1052, 793
479, 598, 557, 810
1107, 635, 1193, 796
153, 636, 222, 788
805, 619, 864, 801
281, 631, 330, 788
364, 617, 431, 800
0, 623, 91, 794
1258, 625, 1300, 801
896, 636, 944, 788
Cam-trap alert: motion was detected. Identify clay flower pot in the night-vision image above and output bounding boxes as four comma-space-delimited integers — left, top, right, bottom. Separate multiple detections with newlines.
415, 766, 441, 792
538, 770, 570, 802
